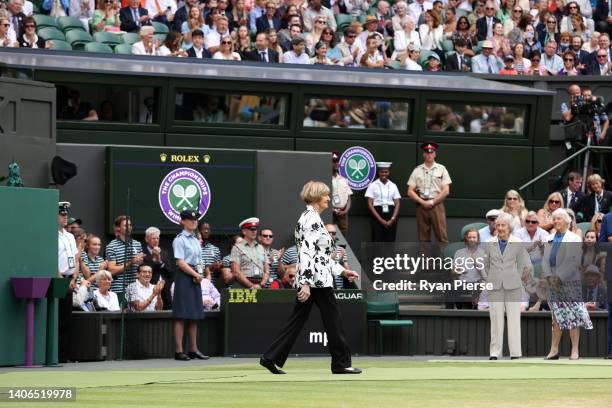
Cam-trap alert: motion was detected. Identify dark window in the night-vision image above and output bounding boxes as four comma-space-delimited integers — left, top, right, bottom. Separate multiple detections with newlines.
425, 103, 526, 135
303, 98, 409, 130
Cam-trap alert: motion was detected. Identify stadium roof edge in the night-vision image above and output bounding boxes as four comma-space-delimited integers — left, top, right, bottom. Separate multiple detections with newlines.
0, 49, 553, 96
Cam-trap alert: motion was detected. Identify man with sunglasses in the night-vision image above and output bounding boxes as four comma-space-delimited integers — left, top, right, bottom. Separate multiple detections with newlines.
478, 209, 499, 244
258, 227, 284, 286
476, 2, 500, 41
230, 217, 269, 289
587, 48, 612, 75
336, 27, 362, 66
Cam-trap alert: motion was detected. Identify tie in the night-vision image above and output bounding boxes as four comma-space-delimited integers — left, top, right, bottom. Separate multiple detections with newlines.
459, 55, 463, 70
589, 288, 595, 302
154, 0, 163, 14
487, 18, 492, 39
487, 58, 493, 73
568, 192, 574, 207
597, 194, 603, 212
12, 15, 19, 35
260, 51, 266, 61
132, 8, 140, 26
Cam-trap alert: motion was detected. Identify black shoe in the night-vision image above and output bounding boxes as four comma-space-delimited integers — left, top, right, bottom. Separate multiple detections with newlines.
544, 353, 560, 360
510, 356, 520, 360
188, 351, 210, 360
489, 356, 498, 360
260, 357, 286, 374
175, 352, 190, 361
332, 367, 362, 374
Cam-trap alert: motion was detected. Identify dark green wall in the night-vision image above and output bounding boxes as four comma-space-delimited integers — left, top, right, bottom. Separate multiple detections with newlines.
0, 187, 57, 366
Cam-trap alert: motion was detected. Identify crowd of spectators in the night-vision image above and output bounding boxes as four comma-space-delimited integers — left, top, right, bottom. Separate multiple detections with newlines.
1, 0, 611, 75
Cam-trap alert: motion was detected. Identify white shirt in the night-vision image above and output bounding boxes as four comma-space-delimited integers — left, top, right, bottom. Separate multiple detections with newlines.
192, 45, 205, 58
127, 279, 158, 312
144, 0, 177, 17
58, 229, 78, 276
365, 179, 401, 206
212, 51, 242, 60
204, 29, 229, 50
132, 41, 160, 55
541, 53, 563, 75
513, 226, 548, 264
407, 1, 433, 26
94, 289, 120, 311
332, 174, 353, 208
282, 51, 311, 64
478, 226, 495, 247
405, 58, 423, 71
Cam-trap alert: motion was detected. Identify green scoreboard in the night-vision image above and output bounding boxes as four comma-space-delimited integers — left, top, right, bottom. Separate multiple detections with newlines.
107, 147, 256, 234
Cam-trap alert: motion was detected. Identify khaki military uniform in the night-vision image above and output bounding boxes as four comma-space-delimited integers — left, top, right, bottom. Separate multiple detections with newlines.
230, 240, 267, 286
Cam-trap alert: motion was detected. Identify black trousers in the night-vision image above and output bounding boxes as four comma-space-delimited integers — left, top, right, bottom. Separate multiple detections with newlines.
58, 291, 73, 363
371, 205, 397, 242
263, 287, 351, 371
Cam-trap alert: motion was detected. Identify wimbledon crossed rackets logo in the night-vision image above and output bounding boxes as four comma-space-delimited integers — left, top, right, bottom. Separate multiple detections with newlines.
159, 167, 211, 224
339, 147, 376, 190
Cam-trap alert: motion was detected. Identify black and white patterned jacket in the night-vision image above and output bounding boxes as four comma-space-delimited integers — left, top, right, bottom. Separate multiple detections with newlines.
295, 205, 345, 288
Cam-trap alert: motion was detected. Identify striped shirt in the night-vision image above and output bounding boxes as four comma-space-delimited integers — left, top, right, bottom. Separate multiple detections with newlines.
264, 247, 281, 286
281, 245, 298, 265
80, 251, 103, 289
201, 242, 221, 285
105, 238, 142, 293
332, 247, 349, 289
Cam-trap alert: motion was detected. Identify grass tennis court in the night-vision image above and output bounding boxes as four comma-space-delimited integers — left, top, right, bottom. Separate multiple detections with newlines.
1, 358, 612, 407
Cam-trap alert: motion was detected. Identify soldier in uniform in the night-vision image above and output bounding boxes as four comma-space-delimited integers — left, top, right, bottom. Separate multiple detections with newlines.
407, 142, 452, 245
231, 217, 269, 289
365, 162, 402, 242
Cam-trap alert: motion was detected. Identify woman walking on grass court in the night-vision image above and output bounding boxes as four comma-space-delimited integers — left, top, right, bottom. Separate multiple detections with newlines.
260, 181, 361, 375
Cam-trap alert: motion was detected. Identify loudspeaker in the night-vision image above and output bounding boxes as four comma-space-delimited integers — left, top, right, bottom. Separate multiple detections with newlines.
51, 156, 77, 185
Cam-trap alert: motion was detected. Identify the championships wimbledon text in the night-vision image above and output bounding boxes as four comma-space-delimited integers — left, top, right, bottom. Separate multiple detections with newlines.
371, 254, 493, 292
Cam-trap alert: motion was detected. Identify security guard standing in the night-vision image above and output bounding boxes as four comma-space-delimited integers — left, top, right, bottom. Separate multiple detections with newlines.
57, 201, 79, 363
231, 217, 269, 288
407, 142, 452, 244
365, 162, 402, 242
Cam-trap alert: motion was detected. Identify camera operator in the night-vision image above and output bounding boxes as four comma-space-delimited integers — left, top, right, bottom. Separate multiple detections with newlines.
561, 84, 582, 124
582, 87, 609, 145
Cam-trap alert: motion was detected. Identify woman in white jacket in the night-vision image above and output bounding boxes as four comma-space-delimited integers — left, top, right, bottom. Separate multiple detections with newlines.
393, 17, 421, 58
541, 208, 593, 360
419, 10, 443, 52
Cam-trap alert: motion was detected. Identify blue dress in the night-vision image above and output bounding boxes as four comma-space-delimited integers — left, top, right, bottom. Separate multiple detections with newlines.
172, 230, 204, 320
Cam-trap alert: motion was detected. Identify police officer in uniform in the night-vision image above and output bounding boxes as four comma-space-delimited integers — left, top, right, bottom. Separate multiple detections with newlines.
407, 142, 452, 244
365, 162, 402, 242
172, 210, 209, 361
58, 201, 79, 363
231, 217, 269, 288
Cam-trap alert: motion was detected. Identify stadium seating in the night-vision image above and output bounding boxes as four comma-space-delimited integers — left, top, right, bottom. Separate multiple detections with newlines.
153, 34, 167, 44
121, 32, 140, 45
94, 32, 122, 47
65, 30, 94, 50
386, 60, 402, 69
577, 222, 592, 236
443, 242, 465, 259
459, 222, 487, 240
58, 16, 86, 33
152, 21, 169, 34
49, 39, 72, 51
114, 43, 133, 54
367, 292, 413, 355
33, 14, 58, 29
335, 13, 353, 32
84, 42, 114, 54
38, 27, 66, 42
441, 40, 454, 53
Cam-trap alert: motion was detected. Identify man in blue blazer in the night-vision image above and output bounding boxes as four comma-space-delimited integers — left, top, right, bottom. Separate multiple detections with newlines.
255, 2, 281, 34
597, 211, 612, 359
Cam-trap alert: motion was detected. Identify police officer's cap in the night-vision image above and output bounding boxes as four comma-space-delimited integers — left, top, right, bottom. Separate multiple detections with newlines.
239, 217, 260, 230
58, 201, 71, 215
180, 210, 199, 221
421, 142, 438, 153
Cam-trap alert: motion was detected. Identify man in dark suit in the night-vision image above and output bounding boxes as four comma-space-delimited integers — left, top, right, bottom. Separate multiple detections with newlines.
120, 0, 152, 33
445, 38, 471, 72
559, 171, 585, 209
573, 173, 612, 222
186, 29, 212, 59
569, 35, 591, 69
586, 49, 611, 75
476, 2, 500, 41
255, 2, 281, 34
245, 32, 280, 62
142, 227, 175, 310
7, 0, 26, 39
582, 266, 608, 311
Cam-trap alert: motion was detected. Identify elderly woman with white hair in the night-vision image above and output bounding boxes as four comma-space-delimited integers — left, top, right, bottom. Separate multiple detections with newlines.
93, 270, 120, 311
393, 16, 421, 57
542, 208, 592, 360
483, 211, 532, 360
392, 1, 410, 32
132, 26, 160, 55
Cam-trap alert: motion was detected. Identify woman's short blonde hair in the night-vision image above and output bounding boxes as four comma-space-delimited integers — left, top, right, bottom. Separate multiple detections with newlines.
300, 180, 330, 204
552, 208, 572, 226
95, 270, 112, 286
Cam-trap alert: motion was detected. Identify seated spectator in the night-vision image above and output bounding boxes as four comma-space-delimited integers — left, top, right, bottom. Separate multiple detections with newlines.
476, 2, 500, 41
127, 264, 164, 311
159, 31, 188, 56
504, 4, 524, 36
310, 15, 328, 44
501, 189, 528, 231
568, 35, 590, 69
320, 27, 341, 61
283, 36, 311, 64
213, 34, 242, 60
587, 48, 612, 75
375, 0, 394, 37
513, 211, 547, 265
256, 2, 280, 34
220, 235, 243, 286
0, 16, 17, 48
581, 230, 606, 276
583, 31, 600, 53
357, 15, 382, 50
325, 223, 350, 289
446, 38, 471, 71
393, 17, 421, 57
558, 31, 573, 53
499, 54, 518, 74
93, 270, 121, 311
230, 0, 249, 32
574, 173, 612, 221
558, 49, 580, 75
537, 192, 563, 231
471, 40, 503, 73
408, 0, 432, 26
120, 0, 152, 33
541, 40, 563, 74
303, 0, 336, 32
269, 265, 296, 289
249, 0, 266, 31
181, 5, 205, 48
59, 89, 99, 121
42, 0, 69, 17
144, 0, 177, 25
280, 244, 298, 269
205, 15, 230, 53
336, 27, 362, 67
419, 10, 443, 52
258, 227, 283, 284
186, 29, 212, 58
491, 21, 511, 57
478, 209, 499, 243
590, 213, 604, 238
245, 32, 279, 62
17, 16, 50, 48
426, 52, 442, 71
583, 264, 608, 311
508, 12, 530, 46
311, 41, 338, 65
559, 2, 588, 35
452, 228, 486, 309
451, 16, 477, 56
566, 208, 584, 238
172, 0, 198, 32
267, 28, 284, 60
392, 1, 410, 32
537, 14, 560, 49
66, 217, 83, 233
92, 0, 121, 33
142, 226, 174, 309
132, 25, 161, 55
278, 13, 301, 44
234, 25, 252, 58
587, 34, 610, 67
523, 24, 541, 58
70, 0, 95, 30
467, 0, 485, 27
360, 33, 387, 68
197, 221, 222, 287
442, 7, 457, 39
511, 42, 531, 74
201, 276, 221, 310
402, 43, 423, 70
80, 234, 107, 288
526, 49, 548, 75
